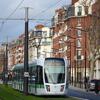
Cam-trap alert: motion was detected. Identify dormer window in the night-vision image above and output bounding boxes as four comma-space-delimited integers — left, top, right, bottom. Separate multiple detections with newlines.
77, 6, 82, 16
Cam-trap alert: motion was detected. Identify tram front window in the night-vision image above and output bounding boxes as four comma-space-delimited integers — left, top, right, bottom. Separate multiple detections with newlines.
44, 66, 65, 84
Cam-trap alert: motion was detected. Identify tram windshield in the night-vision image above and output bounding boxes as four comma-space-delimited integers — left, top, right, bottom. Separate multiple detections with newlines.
44, 59, 65, 84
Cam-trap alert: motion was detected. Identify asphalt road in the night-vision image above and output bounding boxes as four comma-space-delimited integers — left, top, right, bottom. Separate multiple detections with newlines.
68, 86, 100, 100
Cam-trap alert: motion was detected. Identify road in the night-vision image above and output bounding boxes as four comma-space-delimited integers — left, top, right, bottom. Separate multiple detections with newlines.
68, 86, 100, 100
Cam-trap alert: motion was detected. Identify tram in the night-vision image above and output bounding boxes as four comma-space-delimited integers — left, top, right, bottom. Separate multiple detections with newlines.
11, 57, 69, 95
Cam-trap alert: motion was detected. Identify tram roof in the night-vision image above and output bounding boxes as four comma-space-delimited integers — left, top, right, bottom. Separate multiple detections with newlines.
13, 61, 37, 70
12, 57, 67, 70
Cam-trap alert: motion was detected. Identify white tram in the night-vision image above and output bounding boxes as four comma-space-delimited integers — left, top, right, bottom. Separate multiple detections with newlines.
11, 57, 69, 95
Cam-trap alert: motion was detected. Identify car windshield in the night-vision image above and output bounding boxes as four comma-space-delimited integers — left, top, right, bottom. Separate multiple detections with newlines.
90, 80, 100, 83
91, 80, 96, 83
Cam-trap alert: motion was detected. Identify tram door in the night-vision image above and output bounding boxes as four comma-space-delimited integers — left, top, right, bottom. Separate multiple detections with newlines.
35, 66, 43, 93
29, 66, 36, 94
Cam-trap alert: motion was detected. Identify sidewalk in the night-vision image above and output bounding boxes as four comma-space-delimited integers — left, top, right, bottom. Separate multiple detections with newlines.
69, 85, 96, 94
69, 85, 86, 92
69, 85, 89, 100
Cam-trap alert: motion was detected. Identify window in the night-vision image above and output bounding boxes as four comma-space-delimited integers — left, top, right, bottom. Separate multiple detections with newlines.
77, 6, 82, 16
76, 50, 82, 60
76, 39, 81, 47
77, 50, 81, 56
43, 31, 47, 37
77, 18, 81, 25
77, 29, 81, 37
33, 30, 42, 37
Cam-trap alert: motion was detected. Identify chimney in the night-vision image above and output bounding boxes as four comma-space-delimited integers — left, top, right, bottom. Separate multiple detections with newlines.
72, 0, 78, 5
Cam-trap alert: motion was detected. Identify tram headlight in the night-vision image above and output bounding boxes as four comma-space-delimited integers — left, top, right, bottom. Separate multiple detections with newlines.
60, 85, 64, 92
46, 85, 50, 92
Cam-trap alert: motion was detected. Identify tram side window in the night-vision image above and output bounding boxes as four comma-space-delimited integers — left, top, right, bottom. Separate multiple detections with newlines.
14, 69, 23, 81
20, 69, 24, 81
15, 70, 18, 81
36, 66, 43, 84
12, 70, 16, 81
17, 70, 20, 81
29, 66, 36, 83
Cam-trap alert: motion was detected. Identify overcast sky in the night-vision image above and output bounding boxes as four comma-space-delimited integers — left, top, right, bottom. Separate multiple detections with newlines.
0, 0, 71, 43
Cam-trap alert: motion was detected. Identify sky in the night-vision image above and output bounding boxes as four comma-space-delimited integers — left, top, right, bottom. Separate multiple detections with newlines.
0, 0, 71, 43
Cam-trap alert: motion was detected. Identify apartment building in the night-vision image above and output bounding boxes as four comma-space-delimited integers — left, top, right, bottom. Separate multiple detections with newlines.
8, 40, 16, 70
8, 24, 52, 70
29, 24, 52, 61
0, 47, 5, 73
15, 35, 24, 64
51, 0, 95, 86
92, 0, 100, 79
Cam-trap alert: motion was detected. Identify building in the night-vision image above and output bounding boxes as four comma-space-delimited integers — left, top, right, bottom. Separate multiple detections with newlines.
0, 46, 5, 73
8, 34, 24, 70
15, 34, 24, 64
92, 0, 100, 79
29, 24, 52, 61
8, 24, 52, 70
51, 0, 95, 87
8, 40, 16, 70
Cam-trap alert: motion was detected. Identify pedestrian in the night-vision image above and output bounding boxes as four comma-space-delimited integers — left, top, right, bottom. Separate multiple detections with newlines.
95, 80, 99, 94
84, 77, 89, 90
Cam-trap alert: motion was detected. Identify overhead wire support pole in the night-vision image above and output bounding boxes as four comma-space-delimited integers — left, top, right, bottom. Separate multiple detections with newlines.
5, 42, 8, 85
24, 7, 29, 95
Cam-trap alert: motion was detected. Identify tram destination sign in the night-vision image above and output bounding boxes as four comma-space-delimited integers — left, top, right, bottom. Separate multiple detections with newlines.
45, 59, 65, 66
24, 72, 29, 77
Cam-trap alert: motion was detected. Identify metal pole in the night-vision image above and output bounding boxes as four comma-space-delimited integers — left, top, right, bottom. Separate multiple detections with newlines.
84, 16, 87, 89
70, 42, 72, 85
37, 46, 39, 58
24, 7, 29, 95
5, 43, 8, 85
84, 29, 87, 89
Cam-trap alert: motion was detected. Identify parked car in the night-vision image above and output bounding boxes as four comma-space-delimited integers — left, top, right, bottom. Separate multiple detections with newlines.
87, 79, 100, 94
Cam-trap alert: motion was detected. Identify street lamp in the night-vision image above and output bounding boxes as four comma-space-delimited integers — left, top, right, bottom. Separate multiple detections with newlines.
32, 31, 42, 59
33, 38, 42, 58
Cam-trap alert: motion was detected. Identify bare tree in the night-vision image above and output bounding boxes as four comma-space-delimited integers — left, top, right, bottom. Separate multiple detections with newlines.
79, 0, 100, 79
79, 0, 92, 15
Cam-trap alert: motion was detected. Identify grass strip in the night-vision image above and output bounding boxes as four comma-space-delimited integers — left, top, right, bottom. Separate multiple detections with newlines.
0, 84, 78, 100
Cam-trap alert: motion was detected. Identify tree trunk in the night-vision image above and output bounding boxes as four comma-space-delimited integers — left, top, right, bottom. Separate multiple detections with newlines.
89, 57, 95, 80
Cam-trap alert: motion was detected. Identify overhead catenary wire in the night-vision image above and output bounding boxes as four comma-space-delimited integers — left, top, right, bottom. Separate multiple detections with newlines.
0, 0, 58, 24
0, 0, 25, 32
5, 0, 25, 21
0, 0, 68, 36
33, 0, 64, 18
31, 0, 65, 26
29, 0, 71, 24
0, 0, 65, 24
